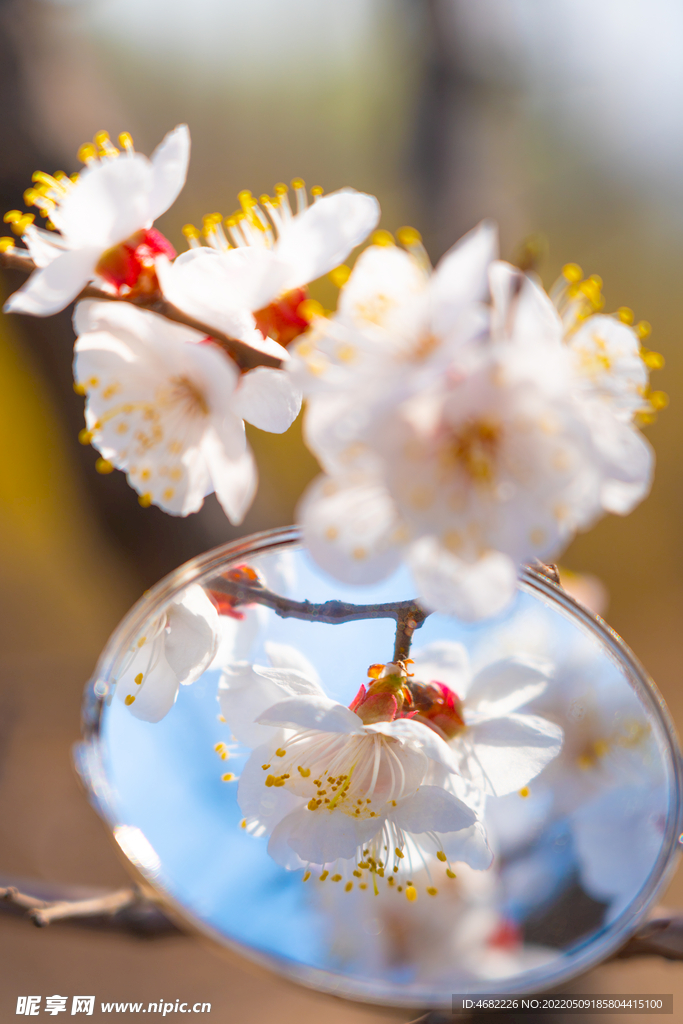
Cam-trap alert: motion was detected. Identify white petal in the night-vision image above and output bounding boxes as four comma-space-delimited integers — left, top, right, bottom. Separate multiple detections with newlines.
164, 585, 219, 686
391, 785, 476, 834
430, 220, 498, 335
237, 744, 301, 837
257, 695, 363, 734
370, 718, 460, 774
148, 124, 191, 222
23, 225, 68, 268
268, 804, 378, 867
157, 247, 292, 341
463, 713, 563, 795
275, 189, 380, 290
410, 640, 471, 695
5, 246, 99, 316
337, 243, 427, 333
201, 425, 257, 525
116, 642, 179, 723
489, 261, 562, 346
233, 367, 302, 433
465, 656, 552, 718
52, 154, 153, 249
265, 641, 321, 684
298, 474, 402, 585
218, 662, 296, 748
73, 296, 200, 343
438, 821, 493, 869
408, 538, 518, 622
256, 666, 324, 698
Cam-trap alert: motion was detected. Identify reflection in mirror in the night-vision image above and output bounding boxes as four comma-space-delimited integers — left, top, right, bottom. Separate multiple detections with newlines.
78, 533, 681, 1007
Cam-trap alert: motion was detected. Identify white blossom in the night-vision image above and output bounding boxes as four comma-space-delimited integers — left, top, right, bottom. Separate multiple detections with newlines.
115, 584, 219, 722
157, 183, 380, 353
294, 226, 654, 620
73, 300, 301, 521
4, 126, 189, 317
218, 647, 491, 891
407, 642, 563, 797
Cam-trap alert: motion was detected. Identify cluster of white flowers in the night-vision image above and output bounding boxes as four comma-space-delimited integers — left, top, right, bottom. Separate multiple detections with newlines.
1, 124, 664, 621
215, 639, 562, 898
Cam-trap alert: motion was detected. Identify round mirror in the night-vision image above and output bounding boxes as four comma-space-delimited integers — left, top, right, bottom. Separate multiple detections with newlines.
77, 527, 682, 1009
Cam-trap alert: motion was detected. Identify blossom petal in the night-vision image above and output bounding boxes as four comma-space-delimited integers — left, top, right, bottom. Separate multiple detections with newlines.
264, 641, 321, 685
391, 785, 476, 834
157, 247, 292, 348
219, 662, 297, 747
164, 585, 219, 686
408, 538, 518, 622
275, 189, 380, 290
338, 243, 427, 334
52, 154, 153, 249
116, 643, 179, 723
410, 640, 471, 695
257, 696, 364, 734
238, 744, 301, 838
148, 124, 191, 222
370, 717, 460, 773
298, 474, 402, 585
233, 367, 302, 433
255, 666, 324, 698
268, 804, 378, 867
5, 246, 99, 316
462, 713, 564, 796
430, 220, 498, 335
465, 656, 552, 718
200, 424, 257, 525
437, 821, 493, 869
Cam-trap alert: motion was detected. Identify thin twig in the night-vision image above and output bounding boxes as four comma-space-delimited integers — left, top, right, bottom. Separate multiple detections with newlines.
210, 578, 430, 661
1, 882, 178, 934
0, 250, 282, 371
210, 577, 428, 627
31, 888, 138, 927
393, 605, 430, 661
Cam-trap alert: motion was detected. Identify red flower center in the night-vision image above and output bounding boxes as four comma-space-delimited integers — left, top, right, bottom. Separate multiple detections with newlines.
95, 228, 176, 294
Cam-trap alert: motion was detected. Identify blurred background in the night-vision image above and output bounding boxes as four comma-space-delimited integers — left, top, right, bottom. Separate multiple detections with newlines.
1, 0, 683, 1019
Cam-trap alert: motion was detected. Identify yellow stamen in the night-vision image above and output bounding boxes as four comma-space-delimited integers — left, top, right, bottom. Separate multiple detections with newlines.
562, 262, 582, 283
519, 786, 530, 798
78, 428, 92, 445
617, 306, 634, 325
303, 871, 311, 882
427, 887, 438, 896
221, 773, 235, 782
651, 390, 669, 410
134, 673, 143, 685
124, 695, 135, 706
329, 265, 351, 287
345, 881, 353, 892
405, 885, 417, 901
275, 748, 286, 757
77, 143, 97, 164
138, 493, 152, 508
396, 225, 422, 246
95, 458, 114, 474
436, 851, 447, 862
371, 229, 394, 246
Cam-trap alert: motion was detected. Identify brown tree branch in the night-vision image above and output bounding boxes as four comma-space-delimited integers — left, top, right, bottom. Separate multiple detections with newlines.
0, 249, 283, 371
0, 882, 179, 935
209, 577, 430, 662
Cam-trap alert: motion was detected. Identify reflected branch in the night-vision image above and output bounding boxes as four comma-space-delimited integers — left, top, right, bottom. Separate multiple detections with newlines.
0, 250, 282, 371
208, 577, 430, 660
